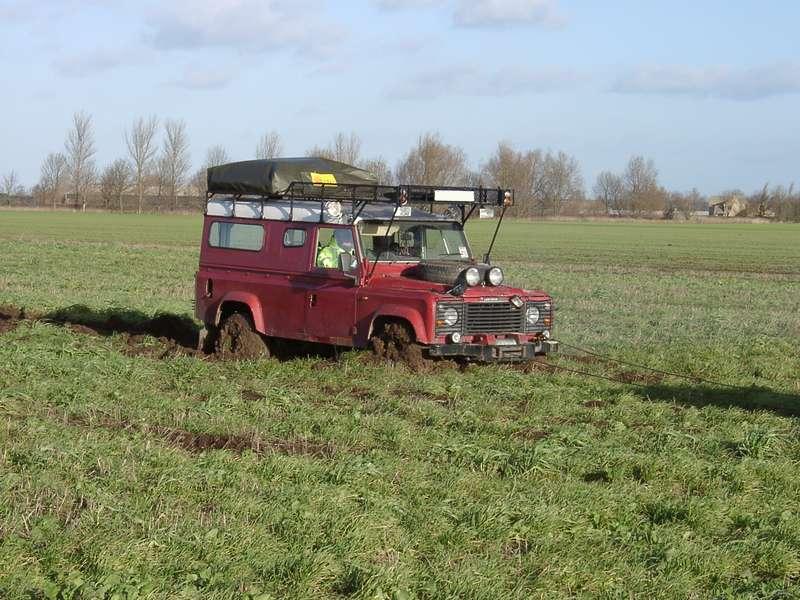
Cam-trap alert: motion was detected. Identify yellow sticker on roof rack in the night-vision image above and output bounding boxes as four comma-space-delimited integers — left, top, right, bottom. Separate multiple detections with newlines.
310, 172, 337, 185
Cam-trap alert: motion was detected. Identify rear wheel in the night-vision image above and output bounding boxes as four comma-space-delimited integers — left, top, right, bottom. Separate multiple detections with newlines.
214, 313, 270, 359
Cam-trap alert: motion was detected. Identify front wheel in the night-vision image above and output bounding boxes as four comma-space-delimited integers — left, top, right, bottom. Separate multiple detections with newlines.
214, 313, 270, 359
370, 322, 425, 367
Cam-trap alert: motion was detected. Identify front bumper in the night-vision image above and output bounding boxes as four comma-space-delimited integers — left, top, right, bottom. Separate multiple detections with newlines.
427, 340, 558, 362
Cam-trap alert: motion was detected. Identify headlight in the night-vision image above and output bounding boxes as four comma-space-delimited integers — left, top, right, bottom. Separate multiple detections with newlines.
464, 267, 481, 286
440, 307, 459, 326
487, 266, 503, 286
525, 306, 540, 325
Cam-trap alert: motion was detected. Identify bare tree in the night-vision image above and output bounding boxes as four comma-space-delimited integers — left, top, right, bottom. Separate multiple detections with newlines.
205, 145, 229, 168
39, 152, 68, 209
541, 151, 584, 216
154, 154, 170, 206
360, 157, 394, 185
396, 132, 468, 186
100, 159, 133, 211
255, 131, 283, 159
2, 170, 24, 204
125, 116, 158, 214
307, 132, 362, 165
160, 119, 191, 210
65, 111, 96, 208
191, 145, 231, 199
482, 143, 546, 217
593, 171, 625, 213
623, 155, 663, 213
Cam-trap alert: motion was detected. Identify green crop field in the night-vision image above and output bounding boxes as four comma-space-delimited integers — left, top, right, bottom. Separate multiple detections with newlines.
1, 211, 799, 599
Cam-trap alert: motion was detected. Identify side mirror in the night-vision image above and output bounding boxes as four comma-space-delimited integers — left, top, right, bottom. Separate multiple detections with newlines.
338, 252, 360, 281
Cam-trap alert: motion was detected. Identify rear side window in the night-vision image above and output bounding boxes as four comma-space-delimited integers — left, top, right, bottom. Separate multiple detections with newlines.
208, 222, 264, 251
283, 228, 307, 247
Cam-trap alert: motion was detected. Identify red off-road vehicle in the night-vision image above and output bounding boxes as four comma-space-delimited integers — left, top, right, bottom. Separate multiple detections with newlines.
195, 157, 557, 361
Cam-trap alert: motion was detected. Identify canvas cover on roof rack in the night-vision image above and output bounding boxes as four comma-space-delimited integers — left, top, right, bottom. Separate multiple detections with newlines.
207, 157, 378, 197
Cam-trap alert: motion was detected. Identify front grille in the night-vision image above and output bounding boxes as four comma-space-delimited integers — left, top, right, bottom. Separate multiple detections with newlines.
465, 302, 524, 334
436, 300, 553, 336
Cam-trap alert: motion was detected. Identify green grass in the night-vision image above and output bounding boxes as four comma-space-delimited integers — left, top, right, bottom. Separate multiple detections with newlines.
1, 211, 799, 599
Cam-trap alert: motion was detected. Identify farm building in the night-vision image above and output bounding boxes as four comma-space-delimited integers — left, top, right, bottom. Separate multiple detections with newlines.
708, 195, 747, 217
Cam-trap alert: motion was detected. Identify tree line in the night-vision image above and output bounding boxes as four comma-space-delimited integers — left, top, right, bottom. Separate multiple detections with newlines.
2, 110, 799, 221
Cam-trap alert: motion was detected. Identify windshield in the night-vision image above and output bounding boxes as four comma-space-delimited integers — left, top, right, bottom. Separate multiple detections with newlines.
358, 220, 471, 262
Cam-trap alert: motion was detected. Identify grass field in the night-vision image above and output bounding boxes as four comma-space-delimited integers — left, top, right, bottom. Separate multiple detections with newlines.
1, 211, 799, 599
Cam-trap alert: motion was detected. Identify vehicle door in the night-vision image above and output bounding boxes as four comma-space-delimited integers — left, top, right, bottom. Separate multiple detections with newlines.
266, 224, 314, 338
303, 226, 359, 344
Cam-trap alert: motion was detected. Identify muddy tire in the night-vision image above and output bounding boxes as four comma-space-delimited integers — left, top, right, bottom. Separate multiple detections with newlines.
214, 313, 270, 360
414, 260, 470, 285
370, 321, 426, 368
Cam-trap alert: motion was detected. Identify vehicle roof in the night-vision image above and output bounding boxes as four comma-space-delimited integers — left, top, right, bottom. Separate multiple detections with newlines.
207, 157, 378, 196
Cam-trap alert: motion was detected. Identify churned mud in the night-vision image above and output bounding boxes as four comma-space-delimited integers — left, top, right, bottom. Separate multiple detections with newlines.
213, 313, 269, 360
0, 305, 25, 335
520, 353, 667, 386
63, 412, 337, 458
369, 322, 429, 370
0, 303, 210, 359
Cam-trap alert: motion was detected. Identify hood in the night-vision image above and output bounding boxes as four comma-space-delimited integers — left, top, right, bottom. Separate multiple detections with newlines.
364, 263, 549, 300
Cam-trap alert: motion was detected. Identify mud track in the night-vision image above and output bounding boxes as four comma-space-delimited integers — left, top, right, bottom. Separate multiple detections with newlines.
518, 353, 666, 386
63, 413, 338, 458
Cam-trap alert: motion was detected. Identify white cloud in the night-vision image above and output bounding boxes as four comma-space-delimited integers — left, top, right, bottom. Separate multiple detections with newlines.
613, 64, 800, 100
144, 0, 343, 57
390, 63, 580, 98
52, 47, 144, 78
372, 0, 565, 28
454, 0, 564, 28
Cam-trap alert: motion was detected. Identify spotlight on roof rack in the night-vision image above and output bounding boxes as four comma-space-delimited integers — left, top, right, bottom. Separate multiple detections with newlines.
399, 189, 408, 206
503, 190, 513, 207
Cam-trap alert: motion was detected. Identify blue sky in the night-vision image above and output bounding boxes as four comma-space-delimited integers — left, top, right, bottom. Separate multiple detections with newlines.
2, 0, 799, 193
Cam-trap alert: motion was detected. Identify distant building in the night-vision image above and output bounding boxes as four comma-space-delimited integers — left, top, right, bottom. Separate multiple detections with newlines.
708, 195, 747, 217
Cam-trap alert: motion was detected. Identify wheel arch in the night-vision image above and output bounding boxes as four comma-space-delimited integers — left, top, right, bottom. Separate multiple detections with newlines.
213, 292, 266, 334
368, 305, 427, 343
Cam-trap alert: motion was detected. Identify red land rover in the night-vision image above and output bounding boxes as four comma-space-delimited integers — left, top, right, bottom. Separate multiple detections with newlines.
194, 157, 557, 361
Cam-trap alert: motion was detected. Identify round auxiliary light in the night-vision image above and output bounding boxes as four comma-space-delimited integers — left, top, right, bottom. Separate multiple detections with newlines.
399, 188, 408, 206
464, 267, 481, 287
526, 305, 540, 325
542, 330, 551, 339
503, 190, 513, 207
487, 266, 504, 286
450, 332, 462, 344
324, 201, 342, 219
441, 307, 459, 327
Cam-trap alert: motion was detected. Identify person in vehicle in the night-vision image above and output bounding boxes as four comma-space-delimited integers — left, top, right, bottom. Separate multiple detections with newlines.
316, 229, 354, 268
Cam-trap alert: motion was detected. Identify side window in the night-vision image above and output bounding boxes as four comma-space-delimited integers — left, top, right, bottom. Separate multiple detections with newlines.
315, 227, 355, 269
208, 222, 264, 251
283, 228, 307, 248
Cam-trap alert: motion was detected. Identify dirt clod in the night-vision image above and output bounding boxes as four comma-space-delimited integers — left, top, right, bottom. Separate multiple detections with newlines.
582, 400, 605, 408
513, 428, 550, 441
582, 469, 612, 484
0, 304, 33, 335
241, 389, 265, 402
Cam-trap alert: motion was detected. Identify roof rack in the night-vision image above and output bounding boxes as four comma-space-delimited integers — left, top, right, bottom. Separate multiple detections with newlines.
206, 182, 514, 225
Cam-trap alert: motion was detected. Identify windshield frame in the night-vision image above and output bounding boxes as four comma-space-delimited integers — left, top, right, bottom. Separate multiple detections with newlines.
356, 219, 473, 264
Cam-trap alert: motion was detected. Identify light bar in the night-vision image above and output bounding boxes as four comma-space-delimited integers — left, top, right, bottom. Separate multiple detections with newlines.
433, 189, 475, 203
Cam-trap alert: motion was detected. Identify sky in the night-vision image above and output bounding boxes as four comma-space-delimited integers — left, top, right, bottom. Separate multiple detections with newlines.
1, 0, 799, 194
